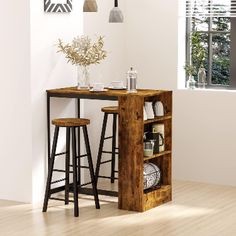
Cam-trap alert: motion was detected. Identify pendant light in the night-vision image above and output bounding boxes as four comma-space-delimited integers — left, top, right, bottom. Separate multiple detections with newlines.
109, 0, 124, 23
83, 0, 98, 12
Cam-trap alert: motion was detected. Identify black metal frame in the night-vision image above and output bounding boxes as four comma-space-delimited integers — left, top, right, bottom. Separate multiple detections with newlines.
46, 91, 118, 197
95, 112, 119, 185
43, 124, 100, 217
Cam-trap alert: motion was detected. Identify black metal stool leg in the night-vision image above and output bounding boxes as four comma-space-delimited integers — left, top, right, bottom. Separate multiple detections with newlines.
95, 113, 108, 184
65, 127, 70, 205
83, 126, 100, 209
111, 114, 117, 183
72, 127, 79, 217
43, 126, 60, 212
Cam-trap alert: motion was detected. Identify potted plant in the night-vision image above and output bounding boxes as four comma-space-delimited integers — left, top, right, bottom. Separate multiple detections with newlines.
57, 35, 107, 90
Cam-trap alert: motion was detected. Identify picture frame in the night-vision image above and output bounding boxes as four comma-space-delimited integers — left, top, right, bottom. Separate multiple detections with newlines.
44, 0, 72, 13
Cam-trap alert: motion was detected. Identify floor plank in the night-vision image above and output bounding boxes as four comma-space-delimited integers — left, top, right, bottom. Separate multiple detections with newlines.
1, 180, 236, 236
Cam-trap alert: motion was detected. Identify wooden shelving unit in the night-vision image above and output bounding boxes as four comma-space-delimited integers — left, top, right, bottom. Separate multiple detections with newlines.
118, 90, 172, 212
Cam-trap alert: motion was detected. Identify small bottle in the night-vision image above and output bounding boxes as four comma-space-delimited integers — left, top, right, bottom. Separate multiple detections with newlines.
127, 67, 137, 93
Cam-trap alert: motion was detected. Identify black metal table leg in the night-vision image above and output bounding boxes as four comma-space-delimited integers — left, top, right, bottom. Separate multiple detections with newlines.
77, 98, 81, 188
65, 127, 70, 205
111, 114, 117, 183
47, 93, 51, 166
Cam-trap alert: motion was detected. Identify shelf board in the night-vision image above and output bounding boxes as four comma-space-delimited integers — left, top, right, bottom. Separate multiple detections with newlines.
144, 150, 171, 161
143, 185, 172, 211
144, 184, 171, 195
144, 115, 172, 125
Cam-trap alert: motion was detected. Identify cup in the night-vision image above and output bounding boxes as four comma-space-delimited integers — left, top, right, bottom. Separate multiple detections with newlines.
93, 83, 105, 91
111, 81, 124, 89
144, 141, 154, 157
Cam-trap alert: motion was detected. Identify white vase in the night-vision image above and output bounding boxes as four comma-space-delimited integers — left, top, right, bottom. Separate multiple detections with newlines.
154, 101, 164, 117
198, 67, 207, 89
187, 75, 196, 89
144, 102, 155, 119
77, 65, 90, 90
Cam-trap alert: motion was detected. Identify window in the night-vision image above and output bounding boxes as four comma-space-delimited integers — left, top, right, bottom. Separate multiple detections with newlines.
183, 0, 236, 88
186, 16, 231, 87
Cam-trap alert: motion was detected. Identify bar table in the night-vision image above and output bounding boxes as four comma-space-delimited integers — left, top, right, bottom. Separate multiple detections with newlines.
46, 87, 172, 212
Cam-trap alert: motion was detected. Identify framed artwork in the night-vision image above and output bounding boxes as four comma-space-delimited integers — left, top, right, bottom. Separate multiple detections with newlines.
44, 0, 72, 13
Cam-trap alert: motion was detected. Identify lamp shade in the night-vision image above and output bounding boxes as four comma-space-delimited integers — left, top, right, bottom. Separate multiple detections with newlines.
109, 0, 124, 23
83, 0, 98, 12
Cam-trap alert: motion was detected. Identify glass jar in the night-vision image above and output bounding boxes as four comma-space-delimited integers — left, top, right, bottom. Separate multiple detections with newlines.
77, 65, 90, 90
127, 67, 137, 93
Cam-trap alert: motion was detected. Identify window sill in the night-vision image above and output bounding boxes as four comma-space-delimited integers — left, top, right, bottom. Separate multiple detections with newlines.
178, 87, 236, 93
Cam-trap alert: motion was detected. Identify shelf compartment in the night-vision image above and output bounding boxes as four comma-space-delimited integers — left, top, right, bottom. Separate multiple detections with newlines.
144, 150, 171, 161
144, 115, 172, 125
143, 185, 171, 211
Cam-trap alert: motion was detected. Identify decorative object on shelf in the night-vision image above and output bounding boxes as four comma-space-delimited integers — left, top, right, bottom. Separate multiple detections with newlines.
145, 132, 164, 154
143, 107, 148, 121
44, 0, 72, 13
197, 67, 207, 89
154, 101, 164, 117
126, 67, 137, 93
152, 124, 165, 152
57, 35, 107, 90
109, 0, 124, 23
144, 102, 155, 119
143, 163, 161, 190
184, 64, 197, 89
83, 0, 98, 12
144, 141, 154, 157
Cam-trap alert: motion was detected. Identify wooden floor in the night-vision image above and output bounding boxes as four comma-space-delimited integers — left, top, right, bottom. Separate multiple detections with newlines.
1, 180, 236, 236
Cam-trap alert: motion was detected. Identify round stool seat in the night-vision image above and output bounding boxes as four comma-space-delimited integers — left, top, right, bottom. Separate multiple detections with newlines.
52, 118, 90, 127
101, 106, 118, 114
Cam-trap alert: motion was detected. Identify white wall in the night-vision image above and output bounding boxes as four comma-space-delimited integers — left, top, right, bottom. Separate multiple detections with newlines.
0, 1, 32, 202
174, 90, 236, 186
125, 0, 178, 90
30, 0, 84, 203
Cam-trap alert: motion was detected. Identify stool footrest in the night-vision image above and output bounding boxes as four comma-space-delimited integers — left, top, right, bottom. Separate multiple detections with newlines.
78, 154, 88, 158
79, 182, 93, 187
52, 169, 74, 173
80, 166, 89, 169
50, 197, 74, 203
51, 178, 66, 184
102, 151, 119, 155
55, 152, 68, 157
98, 175, 118, 180
104, 136, 113, 140
100, 160, 112, 164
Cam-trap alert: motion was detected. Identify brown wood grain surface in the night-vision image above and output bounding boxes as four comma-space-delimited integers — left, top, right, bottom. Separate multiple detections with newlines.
47, 86, 167, 98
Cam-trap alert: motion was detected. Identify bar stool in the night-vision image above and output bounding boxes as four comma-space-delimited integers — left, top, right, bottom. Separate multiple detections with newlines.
42, 118, 100, 217
95, 106, 119, 184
